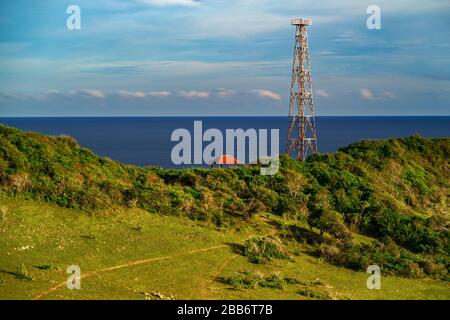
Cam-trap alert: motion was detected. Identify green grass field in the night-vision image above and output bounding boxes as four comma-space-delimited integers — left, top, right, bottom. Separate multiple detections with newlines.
1, 195, 448, 300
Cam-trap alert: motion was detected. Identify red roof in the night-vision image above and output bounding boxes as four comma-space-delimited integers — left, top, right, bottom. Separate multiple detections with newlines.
213, 154, 240, 165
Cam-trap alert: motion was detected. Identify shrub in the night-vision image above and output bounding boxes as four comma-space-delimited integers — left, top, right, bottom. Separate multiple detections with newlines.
317, 243, 341, 261
169, 188, 196, 215
258, 273, 286, 289
0, 205, 7, 219
244, 236, 289, 264
419, 259, 447, 278
15, 264, 34, 281
8, 173, 31, 192
56, 135, 79, 149
298, 288, 331, 300
223, 197, 246, 217
187, 211, 208, 222
308, 209, 351, 240
219, 271, 259, 290
249, 185, 279, 212
211, 212, 224, 227
218, 271, 298, 291
402, 167, 432, 196
36, 263, 59, 271
316, 239, 448, 280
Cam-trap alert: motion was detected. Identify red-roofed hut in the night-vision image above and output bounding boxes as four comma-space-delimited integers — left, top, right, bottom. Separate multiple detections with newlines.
210, 154, 240, 167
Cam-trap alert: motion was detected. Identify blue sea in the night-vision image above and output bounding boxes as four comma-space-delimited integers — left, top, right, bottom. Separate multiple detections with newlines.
0, 117, 449, 168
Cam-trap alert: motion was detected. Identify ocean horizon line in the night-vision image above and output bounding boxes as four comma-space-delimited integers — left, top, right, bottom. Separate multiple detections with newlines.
1, 115, 450, 119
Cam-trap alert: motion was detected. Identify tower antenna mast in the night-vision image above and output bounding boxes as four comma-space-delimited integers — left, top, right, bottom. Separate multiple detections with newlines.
287, 18, 318, 161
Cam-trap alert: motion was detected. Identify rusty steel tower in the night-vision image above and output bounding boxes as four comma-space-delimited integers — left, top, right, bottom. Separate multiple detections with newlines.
287, 18, 318, 161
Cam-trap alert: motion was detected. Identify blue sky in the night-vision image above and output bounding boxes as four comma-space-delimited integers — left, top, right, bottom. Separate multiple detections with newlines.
0, 0, 449, 116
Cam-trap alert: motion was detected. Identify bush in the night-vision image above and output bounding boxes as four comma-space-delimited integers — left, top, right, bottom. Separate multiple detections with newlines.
259, 273, 287, 289
403, 167, 432, 196
419, 259, 447, 278
15, 264, 34, 281
8, 173, 31, 192
316, 239, 448, 280
0, 205, 7, 219
244, 236, 289, 264
219, 271, 259, 290
223, 197, 246, 217
308, 209, 351, 240
211, 212, 224, 227
36, 263, 59, 271
298, 288, 331, 300
218, 271, 298, 290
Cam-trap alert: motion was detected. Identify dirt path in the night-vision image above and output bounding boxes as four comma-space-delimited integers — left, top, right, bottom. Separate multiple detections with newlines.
197, 255, 240, 298
33, 218, 279, 300
32, 244, 227, 300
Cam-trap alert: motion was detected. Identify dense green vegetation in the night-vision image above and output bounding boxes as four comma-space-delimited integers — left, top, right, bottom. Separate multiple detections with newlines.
2, 197, 448, 300
0, 124, 449, 281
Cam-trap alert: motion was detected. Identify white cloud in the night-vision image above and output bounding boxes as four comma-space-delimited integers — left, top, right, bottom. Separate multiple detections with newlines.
360, 88, 375, 100
217, 88, 236, 97
179, 90, 210, 98
136, 0, 200, 7
118, 90, 147, 98
360, 88, 396, 100
315, 89, 329, 97
147, 91, 171, 97
33, 90, 62, 100
0, 89, 65, 101
382, 91, 396, 99
118, 90, 171, 98
0, 89, 107, 100
0, 93, 29, 100
71, 89, 106, 98
253, 89, 282, 101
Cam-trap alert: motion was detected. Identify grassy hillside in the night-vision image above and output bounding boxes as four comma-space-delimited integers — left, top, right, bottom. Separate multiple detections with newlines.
1, 196, 449, 300
0, 124, 449, 299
